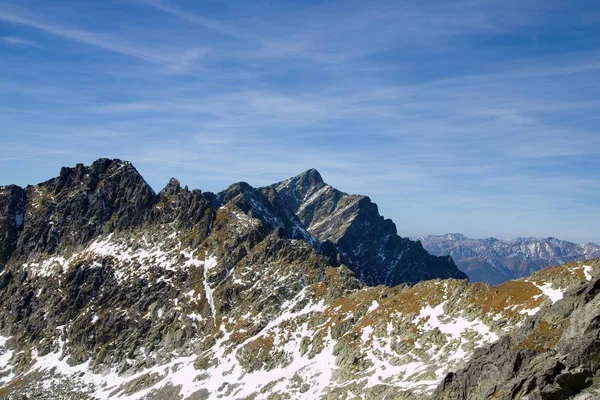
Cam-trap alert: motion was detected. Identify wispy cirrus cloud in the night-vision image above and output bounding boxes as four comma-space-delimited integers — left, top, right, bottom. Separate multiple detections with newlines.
0, 5, 205, 72
134, 0, 247, 41
1, 35, 40, 47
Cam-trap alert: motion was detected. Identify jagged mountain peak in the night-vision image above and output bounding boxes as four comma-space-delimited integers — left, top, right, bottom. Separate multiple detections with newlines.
44, 157, 154, 197
274, 168, 327, 204
293, 168, 325, 185
2, 159, 199, 264
159, 177, 183, 196
1, 159, 467, 288
1, 159, 468, 288
269, 170, 466, 286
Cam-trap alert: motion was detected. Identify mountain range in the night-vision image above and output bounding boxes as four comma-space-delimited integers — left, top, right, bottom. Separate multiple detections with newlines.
0, 159, 599, 399
418, 233, 600, 285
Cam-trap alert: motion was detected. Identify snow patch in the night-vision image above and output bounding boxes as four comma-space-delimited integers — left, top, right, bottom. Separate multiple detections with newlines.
361, 325, 374, 342
366, 300, 379, 313
0, 335, 15, 386
23, 255, 67, 277
417, 302, 498, 341
203, 254, 218, 322
532, 282, 564, 303
519, 307, 541, 316
583, 265, 593, 281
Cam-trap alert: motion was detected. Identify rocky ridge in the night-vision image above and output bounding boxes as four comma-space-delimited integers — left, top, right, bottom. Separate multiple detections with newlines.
418, 233, 600, 285
0, 159, 598, 399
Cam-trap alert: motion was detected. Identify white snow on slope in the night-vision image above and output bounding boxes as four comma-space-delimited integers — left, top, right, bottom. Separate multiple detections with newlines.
3, 292, 515, 400
22, 233, 205, 280
583, 265, 593, 281
531, 282, 564, 303
417, 301, 498, 341
0, 336, 15, 386
102, 296, 336, 400
519, 307, 541, 316
367, 300, 379, 313
23, 255, 68, 277
203, 254, 218, 321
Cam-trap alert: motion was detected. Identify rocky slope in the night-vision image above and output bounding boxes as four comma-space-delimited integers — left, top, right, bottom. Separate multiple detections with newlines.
436, 261, 600, 400
418, 233, 600, 285
0, 159, 598, 399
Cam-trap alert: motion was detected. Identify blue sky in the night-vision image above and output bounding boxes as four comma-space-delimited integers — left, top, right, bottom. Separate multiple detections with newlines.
1, 0, 600, 243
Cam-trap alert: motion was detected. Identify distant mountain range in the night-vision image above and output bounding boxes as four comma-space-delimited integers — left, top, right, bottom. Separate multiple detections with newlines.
417, 233, 600, 284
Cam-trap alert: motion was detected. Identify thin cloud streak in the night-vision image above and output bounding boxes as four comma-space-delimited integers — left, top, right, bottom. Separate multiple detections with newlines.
1, 35, 40, 47
0, 5, 205, 71
135, 0, 248, 41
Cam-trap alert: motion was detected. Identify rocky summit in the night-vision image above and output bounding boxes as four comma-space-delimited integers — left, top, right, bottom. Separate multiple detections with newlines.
0, 159, 599, 399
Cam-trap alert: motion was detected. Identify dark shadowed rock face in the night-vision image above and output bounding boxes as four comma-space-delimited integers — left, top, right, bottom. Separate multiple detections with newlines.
270, 169, 467, 286
0, 185, 26, 271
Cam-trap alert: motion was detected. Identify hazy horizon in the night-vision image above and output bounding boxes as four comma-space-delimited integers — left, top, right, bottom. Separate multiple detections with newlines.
1, 0, 599, 244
